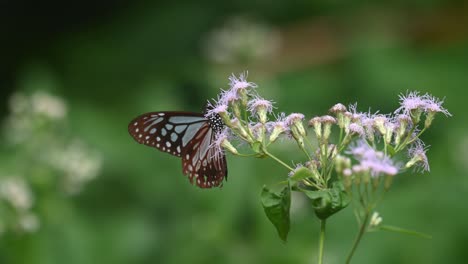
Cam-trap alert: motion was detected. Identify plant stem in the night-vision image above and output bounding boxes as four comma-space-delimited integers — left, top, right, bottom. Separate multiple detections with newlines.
380, 225, 432, 239
262, 148, 294, 171
345, 210, 370, 264
318, 219, 326, 264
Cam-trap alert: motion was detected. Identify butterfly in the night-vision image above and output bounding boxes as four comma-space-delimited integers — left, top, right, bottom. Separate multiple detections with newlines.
128, 106, 227, 188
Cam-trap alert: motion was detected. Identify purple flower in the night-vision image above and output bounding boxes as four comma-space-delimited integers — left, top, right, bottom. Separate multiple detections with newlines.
330, 103, 347, 113
220, 89, 240, 105
211, 129, 238, 156
423, 94, 451, 116
285, 113, 305, 126
395, 91, 426, 115
266, 113, 291, 142
406, 140, 430, 172
348, 123, 365, 137
349, 141, 399, 177
205, 101, 229, 118
247, 97, 274, 115
229, 72, 257, 94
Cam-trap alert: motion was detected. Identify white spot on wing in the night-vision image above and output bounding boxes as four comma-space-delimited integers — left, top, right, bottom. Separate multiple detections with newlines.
171, 132, 178, 142
175, 125, 187, 133
144, 117, 163, 131
150, 128, 157, 134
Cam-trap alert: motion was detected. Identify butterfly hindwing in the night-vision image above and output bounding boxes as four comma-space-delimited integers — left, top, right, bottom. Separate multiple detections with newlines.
181, 123, 227, 188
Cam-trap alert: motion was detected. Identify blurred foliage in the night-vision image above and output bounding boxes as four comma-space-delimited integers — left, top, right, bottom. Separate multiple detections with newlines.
1, 0, 467, 263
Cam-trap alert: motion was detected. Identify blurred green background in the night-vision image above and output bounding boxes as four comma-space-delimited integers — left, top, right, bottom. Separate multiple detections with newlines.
1, 0, 467, 263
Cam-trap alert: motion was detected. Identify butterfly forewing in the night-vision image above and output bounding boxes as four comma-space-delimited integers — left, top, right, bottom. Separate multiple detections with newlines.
128, 111, 227, 189
128, 112, 206, 157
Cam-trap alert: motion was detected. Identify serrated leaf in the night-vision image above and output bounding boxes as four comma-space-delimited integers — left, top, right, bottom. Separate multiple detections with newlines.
261, 184, 291, 242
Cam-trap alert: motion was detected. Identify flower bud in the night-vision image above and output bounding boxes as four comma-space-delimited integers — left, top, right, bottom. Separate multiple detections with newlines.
369, 212, 383, 227
248, 98, 273, 124
321, 115, 336, 142
384, 122, 395, 144
373, 115, 387, 135
395, 114, 411, 145
308, 117, 322, 140
330, 103, 347, 129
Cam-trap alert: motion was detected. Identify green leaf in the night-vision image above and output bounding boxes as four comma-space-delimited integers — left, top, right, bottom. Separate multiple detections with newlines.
387, 145, 396, 156
302, 182, 349, 220
261, 184, 291, 242
289, 167, 313, 185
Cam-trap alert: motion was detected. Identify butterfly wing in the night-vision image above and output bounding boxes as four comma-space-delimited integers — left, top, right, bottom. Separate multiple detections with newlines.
128, 112, 207, 157
181, 122, 228, 188
128, 111, 227, 188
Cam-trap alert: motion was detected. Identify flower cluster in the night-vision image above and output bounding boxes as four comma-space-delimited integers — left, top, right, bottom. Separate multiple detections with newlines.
202, 16, 281, 64
208, 73, 450, 249
0, 91, 102, 235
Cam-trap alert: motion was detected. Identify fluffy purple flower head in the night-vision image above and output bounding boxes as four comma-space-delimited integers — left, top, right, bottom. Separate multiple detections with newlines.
423, 94, 451, 116
349, 141, 399, 177
395, 91, 426, 115
247, 97, 274, 115
407, 140, 430, 172
348, 123, 365, 137
229, 72, 257, 94
205, 101, 229, 118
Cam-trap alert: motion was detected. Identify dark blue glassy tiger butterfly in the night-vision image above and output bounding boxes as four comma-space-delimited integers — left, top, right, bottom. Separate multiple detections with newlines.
128, 106, 227, 188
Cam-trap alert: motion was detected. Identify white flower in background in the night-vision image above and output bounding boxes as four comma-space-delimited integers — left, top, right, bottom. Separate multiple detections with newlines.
31, 91, 67, 120
8, 92, 29, 114
203, 16, 281, 64
0, 177, 33, 211
18, 213, 40, 233
48, 140, 102, 194
1, 90, 102, 235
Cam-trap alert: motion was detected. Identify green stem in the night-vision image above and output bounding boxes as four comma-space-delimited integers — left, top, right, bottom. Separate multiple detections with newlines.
379, 225, 432, 239
263, 148, 294, 171
318, 219, 326, 264
345, 210, 370, 264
